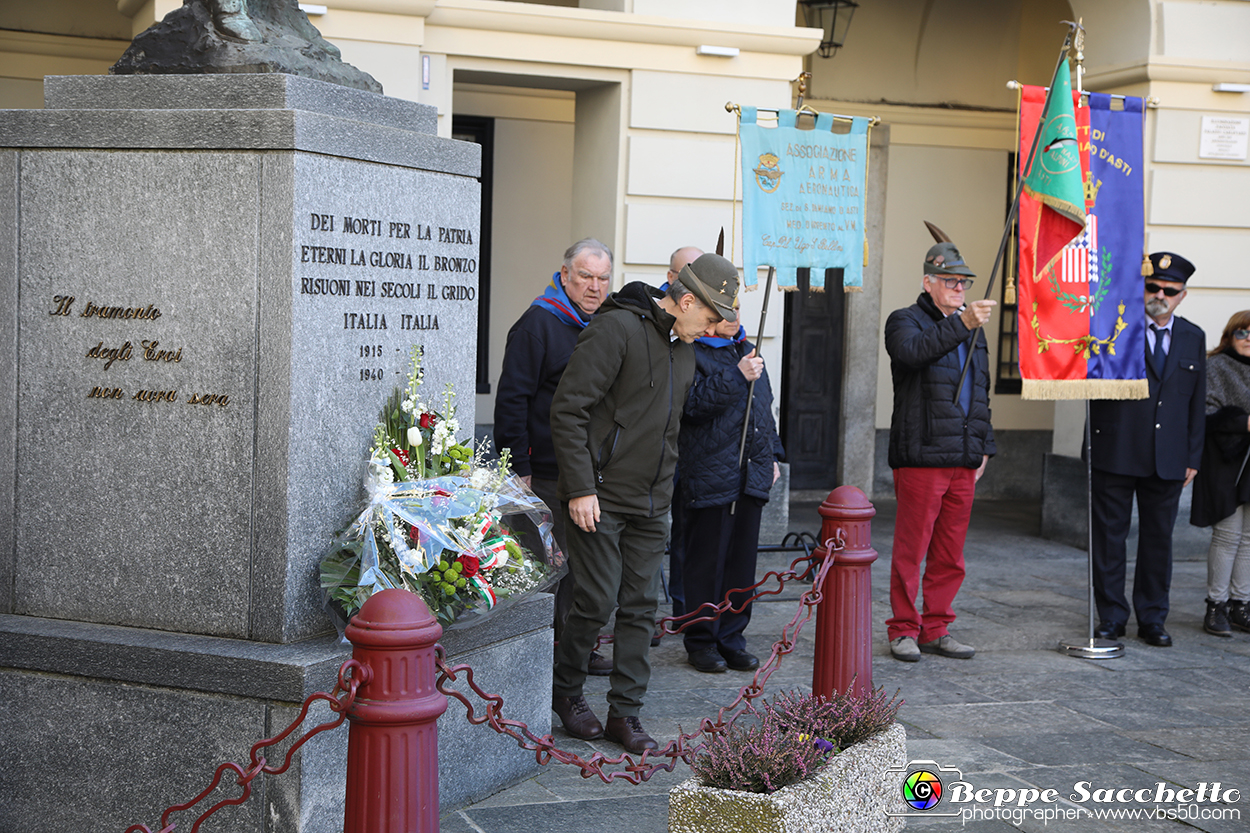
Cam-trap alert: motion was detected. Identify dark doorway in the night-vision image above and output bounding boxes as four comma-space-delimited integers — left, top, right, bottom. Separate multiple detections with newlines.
780, 268, 846, 490
451, 115, 495, 394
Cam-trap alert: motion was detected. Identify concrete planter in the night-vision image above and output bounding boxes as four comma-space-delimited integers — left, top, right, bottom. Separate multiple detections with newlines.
668, 722, 906, 833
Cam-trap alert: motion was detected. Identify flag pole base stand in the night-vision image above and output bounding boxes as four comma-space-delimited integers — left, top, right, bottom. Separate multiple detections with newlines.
1056, 637, 1124, 659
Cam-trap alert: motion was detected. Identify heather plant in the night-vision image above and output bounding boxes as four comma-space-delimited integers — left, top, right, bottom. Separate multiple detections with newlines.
765, 685, 902, 751
690, 687, 902, 794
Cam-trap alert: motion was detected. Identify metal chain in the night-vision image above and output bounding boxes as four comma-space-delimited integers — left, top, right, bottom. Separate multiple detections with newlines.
435, 531, 844, 783
123, 658, 371, 833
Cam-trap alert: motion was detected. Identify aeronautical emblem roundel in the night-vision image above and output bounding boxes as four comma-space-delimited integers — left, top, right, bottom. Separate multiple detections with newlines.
754, 152, 783, 193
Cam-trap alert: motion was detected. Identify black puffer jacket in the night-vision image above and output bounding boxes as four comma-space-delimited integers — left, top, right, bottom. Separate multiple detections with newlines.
551, 282, 696, 517
884, 291, 996, 469
493, 304, 586, 480
679, 336, 785, 509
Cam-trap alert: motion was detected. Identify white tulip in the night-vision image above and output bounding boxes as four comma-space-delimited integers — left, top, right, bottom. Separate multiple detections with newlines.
408, 425, 423, 447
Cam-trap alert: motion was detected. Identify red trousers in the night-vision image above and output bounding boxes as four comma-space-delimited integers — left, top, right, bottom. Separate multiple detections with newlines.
886, 466, 976, 642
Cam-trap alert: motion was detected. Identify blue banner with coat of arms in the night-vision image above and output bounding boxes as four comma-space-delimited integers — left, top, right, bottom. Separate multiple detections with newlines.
739, 107, 869, 291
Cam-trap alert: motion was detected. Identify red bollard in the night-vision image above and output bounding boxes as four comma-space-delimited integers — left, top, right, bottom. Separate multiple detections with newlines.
811, 485, 877, 699
344, 588, 447, 833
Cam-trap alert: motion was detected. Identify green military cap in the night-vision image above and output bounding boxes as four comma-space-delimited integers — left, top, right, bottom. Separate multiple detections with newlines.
677, 253, 739, 322
923, 242, 976, 278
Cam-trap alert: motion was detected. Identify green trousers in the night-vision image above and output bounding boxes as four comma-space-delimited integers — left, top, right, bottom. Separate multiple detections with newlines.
552, 506, 668, 718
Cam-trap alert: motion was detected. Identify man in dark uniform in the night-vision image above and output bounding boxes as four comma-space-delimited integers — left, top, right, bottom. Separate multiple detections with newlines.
1090, 252, 1205, 647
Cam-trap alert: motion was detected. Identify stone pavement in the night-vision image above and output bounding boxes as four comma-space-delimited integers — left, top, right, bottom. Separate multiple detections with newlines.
440, 498, 1250, 833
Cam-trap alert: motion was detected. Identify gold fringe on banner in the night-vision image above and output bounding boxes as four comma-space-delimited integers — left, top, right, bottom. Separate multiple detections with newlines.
844, 285, 863, 294
1021, 378, 1149, 401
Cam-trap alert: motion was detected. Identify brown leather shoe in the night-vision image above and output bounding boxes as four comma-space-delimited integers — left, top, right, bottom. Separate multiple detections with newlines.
552, 695, 604, 740
604, 715, 658, 753
587, 650, 612, 677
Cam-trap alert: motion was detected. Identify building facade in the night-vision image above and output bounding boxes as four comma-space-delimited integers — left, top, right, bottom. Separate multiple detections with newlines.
3, 0, 1248, 498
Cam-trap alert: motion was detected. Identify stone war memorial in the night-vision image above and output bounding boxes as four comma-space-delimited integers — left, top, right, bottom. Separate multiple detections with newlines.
0, 1, 552, 829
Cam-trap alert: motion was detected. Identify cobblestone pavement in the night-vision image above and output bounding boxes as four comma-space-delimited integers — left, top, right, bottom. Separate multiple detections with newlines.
441, 498, 1250, 833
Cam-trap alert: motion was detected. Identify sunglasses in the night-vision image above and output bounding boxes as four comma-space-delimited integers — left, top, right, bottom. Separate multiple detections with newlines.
1145, 282, 1183, 297
935, 277, 975, 290
1234, 329, 1250, 341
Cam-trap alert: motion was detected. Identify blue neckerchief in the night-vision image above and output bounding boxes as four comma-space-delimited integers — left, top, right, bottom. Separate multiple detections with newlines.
696, 325, 746, 348
530, 272, 589, 329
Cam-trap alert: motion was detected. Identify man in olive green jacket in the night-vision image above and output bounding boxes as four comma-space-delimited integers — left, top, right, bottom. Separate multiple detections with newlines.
550, 253, 739, 753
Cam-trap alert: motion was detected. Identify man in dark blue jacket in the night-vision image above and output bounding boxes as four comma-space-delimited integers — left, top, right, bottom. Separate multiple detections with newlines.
1089, 252, 1205, 648
884, 241, 996, 662
677, 318, 783, 673
494, 238, 612, 671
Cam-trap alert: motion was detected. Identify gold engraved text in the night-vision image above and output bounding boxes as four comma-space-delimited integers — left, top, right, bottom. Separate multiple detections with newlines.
86, 341, 133, 370
187, 393, 230, 407
79, 301, 161, 321
88, 386, 123, 400
133, 389, 178, 403
142, 340, 182, 363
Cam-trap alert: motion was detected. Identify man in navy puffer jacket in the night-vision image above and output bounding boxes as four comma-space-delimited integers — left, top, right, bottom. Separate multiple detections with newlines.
677, 317, 784, 673
883, 240, 997, 663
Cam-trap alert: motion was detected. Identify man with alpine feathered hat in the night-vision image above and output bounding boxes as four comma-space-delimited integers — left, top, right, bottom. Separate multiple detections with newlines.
883, 225, 997, 662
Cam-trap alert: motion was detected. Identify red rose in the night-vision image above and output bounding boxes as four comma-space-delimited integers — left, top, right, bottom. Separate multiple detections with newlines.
420, 413, 437, 429
458, 554, 480, 578
392, 447, 410, 466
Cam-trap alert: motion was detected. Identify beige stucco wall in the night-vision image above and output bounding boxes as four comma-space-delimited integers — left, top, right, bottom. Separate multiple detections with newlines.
3, 0, 1246, 448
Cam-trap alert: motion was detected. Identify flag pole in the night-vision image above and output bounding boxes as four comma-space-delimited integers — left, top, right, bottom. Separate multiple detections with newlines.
1057, 19, 1124, 661
729, 73, 813, 515
951, 21, 1080, 404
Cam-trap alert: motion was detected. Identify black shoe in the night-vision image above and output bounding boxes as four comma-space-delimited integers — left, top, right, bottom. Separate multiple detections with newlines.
651, 628, 662, 647
1138, 623, 1173, 647
687, 647, 727, 673
587, 650, 613, 676
719, 648, 759, 671
1204, 599, 1232, 637
1094, 621, 1126, 640
1229, 600, 1250, 633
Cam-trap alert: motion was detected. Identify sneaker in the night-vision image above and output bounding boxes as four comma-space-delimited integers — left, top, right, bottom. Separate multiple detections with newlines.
587, 650, 613, 676
1204, 598, 1232, 637
919, 634, 975, 659
889, 636, 920, 662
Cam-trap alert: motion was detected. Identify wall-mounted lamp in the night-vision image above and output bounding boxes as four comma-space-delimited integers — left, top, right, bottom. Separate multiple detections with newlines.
798, 0, 859, 59
1212, 83, 1250, 93
696, 45, 740, 58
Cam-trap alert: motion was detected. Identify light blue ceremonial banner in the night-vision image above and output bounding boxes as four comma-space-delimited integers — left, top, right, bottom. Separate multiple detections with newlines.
739, 107, 869, 291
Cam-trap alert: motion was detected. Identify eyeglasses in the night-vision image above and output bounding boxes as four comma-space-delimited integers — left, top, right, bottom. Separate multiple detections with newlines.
935, 277, 974, 290
1234, 329, 1250, 341
1145, 282, 1183, 297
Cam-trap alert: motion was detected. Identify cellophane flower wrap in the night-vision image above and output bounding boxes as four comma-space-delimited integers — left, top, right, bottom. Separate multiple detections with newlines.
320, 347, 566, 630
